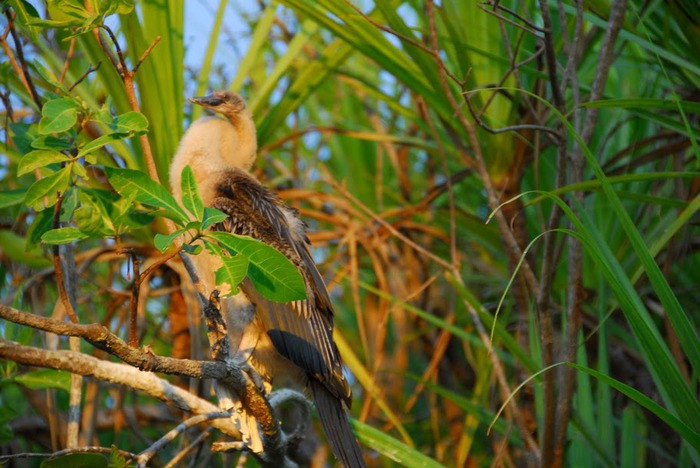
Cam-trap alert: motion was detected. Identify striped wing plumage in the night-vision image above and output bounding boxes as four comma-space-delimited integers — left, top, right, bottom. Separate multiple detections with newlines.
209, 168, 351, 406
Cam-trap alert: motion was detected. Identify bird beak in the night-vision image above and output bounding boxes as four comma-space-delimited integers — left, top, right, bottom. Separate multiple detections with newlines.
189, 95, 224, 107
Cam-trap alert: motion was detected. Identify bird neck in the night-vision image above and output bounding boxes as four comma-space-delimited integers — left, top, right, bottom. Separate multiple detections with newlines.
170, 113, 258, 205
227, 110, 257, 171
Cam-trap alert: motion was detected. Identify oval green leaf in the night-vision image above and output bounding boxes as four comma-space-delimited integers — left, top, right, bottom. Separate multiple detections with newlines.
38, 97, 79, 134
103, 166, 189, 225
41, 227, 89, 245
180, 165, 204, 219
17, 150, 71, 177
15, 369, 71, 392
206, 231, 306, 302
111, 111, 149, 133
24, 166, 71, 210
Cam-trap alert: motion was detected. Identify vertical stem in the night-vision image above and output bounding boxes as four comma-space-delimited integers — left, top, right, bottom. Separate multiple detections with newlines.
129, 252, 141, 348
534, 0, 570, 462
553, 1, 628, 464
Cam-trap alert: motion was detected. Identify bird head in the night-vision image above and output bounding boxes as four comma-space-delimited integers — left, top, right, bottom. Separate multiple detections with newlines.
189, 91, 247, 117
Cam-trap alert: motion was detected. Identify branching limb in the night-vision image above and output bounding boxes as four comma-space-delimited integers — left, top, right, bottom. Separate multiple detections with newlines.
201, 292, 290, 466
554, 1, 628, 464
0, 338, 241, 438
97, 24, 162, 184
0, 305, 229, 380
163, 427, 214, 468
135, 411, 231, 467
68, 62, 101, 92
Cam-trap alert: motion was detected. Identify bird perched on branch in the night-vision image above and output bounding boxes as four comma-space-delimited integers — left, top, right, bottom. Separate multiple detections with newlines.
170, 90, 365, 467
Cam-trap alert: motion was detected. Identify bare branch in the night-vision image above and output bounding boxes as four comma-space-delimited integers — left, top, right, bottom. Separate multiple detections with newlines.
0, 338, 242, 438
68, 63, 102, 92
97, 24, 162, 186
135, 411, 231, 467
133, 35, 162, 73
0, 305, 229, 380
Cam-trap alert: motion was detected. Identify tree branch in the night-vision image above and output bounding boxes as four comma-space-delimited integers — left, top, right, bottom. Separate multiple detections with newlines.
0, 305, 228, 380
0, 338, 241, 438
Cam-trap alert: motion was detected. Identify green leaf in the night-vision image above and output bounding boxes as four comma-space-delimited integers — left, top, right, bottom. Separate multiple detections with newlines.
41, 227, 89, 245
15, 369, 71, 392
46, 0, 90, 22
31, 135, 75, 151
111, 111, 149, 133
350, 419, 444, 468
26, 208, 54, 250
206, 231, 306, 302
181, 243, 202, 254
0, 190, 27, 209
180, 165, 204, 219
32, 62, 68, 93
40, 453, 108, 468
202, 207, 228, 230
77, 133, 127, 158
75, 191, 115, 236
205, 241, 250, 296
154, 229, 186, 252
0, 230, 51, 268
60, 186, 78, 222
582, 98, 700, 113
10, 122, 39, 154
17, 150, 71, 176
38, 98, 80, 134
109, 445, 128, 468
70, 161, 87, 179
24, 166, 71, 210
74, 205, 102, 237
568, 363, 700, 450
103, 167, 189, 225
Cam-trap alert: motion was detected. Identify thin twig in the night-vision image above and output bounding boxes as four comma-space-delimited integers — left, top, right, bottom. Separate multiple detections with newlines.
482, 1, 549, 33
59, 37, 76, 85
163, 427, 214, 468
4, 10, 42, 109
98, 25, 162, 185
133, 35, 162, 73
135, 411, 231, 467
478, 3, 544, 37
69, 62, 102, 92
129, 251, 141, 347
463, 90, 558, 136
51, 193, 79, 324
425, 0, 541, 458
326, 173, 454, 271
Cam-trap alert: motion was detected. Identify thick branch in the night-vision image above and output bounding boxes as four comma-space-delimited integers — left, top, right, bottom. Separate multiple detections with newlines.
0, 305, 227, 380
0, 338, 241, 438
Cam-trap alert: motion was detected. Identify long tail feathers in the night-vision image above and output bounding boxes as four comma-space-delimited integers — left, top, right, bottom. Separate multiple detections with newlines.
310, 380, 365, 468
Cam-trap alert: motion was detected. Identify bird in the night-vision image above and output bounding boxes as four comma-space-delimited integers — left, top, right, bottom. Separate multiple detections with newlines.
170, 90, 365, 468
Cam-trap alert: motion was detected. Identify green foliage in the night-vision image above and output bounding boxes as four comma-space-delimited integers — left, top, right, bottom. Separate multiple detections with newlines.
40, 453, 108, 468
14, 369, 72, 392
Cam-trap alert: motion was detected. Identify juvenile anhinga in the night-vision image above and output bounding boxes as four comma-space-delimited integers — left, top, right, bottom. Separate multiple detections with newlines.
170, 91, 365, 467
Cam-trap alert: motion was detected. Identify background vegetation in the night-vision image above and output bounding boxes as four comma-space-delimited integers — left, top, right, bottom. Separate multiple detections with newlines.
1, 0, 698, 466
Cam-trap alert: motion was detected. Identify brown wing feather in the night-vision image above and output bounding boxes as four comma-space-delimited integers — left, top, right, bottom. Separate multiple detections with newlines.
209, 169, 351, 405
